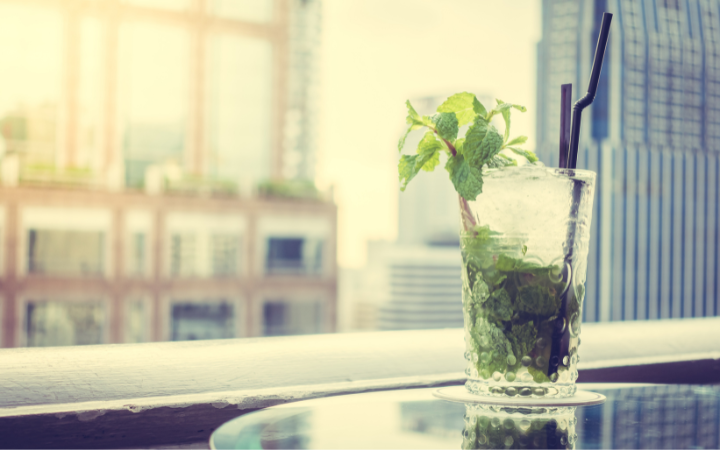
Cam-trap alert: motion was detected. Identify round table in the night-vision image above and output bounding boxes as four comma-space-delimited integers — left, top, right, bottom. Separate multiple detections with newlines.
210, 383, 720, 449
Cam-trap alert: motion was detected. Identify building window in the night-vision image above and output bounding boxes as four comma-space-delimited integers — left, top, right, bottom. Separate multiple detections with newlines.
211, 234, 239, 277
124, 0, 192, 11
263, 300, 322, 336
26, 300, 105, 347
266, 237, 323, 275
170, 233, 196, 276
125, 299, 148, 343
119, 21, 189, 188
128, 232, 146, 277
27, 229, 104, 276
205, 34, 272, 187
0, 4, 62, 166
209, 0, 274, 22
170, 301, 234, 341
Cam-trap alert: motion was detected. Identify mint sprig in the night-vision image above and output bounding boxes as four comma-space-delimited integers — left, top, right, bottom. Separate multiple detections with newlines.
397, 92, 535, 201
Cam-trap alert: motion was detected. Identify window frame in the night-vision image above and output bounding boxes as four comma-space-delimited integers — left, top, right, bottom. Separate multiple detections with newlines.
0, 0, 287, 181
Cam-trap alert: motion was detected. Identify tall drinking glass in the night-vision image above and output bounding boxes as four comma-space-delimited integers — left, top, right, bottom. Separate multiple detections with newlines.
460, 165, 596, 398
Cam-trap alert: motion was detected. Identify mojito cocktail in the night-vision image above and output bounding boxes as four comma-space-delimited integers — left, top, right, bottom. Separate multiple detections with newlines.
397, 92, 596, 399
460, 166, 595, 398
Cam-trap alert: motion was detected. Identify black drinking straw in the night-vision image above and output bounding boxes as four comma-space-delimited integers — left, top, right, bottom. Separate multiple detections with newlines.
566, 12, 613, 169
548, 13, 612, 380
558, 84, 572, 168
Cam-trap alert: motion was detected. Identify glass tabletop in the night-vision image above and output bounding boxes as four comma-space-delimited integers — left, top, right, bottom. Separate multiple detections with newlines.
210, 384, 720, 449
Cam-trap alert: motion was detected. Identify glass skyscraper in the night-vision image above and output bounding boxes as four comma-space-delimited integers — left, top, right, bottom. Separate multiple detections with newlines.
536, 0, 720, 322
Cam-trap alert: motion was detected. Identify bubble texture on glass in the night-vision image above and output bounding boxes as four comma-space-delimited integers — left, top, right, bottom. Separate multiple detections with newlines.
461, 167, 595, 398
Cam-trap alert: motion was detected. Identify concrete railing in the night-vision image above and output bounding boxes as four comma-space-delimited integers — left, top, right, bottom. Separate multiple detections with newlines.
1, 317, 719, 449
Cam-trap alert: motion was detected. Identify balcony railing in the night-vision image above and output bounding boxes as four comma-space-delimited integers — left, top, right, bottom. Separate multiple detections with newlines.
1, 317, 719, 449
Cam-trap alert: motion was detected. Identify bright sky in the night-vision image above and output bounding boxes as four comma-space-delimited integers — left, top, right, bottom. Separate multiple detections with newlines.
318, 0, 542, 268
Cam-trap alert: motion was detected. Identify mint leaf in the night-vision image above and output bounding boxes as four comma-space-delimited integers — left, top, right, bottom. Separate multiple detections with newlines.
495, 254, 517, 272
454, 137, 465, 155
399, 100, 434, 152
495, 99, 511, 143
474, 318, 514, 374
486, 101, 527, 124
405, 100, 423, 126
486, 288, 513, 321
437, 92, 486, 126
421, 150, 440, 172
508, 147, 539, 163
432, 112, 459, 142
399, 132, 443, 189
516, 285, 561, 317
487, 153, 517, 168
466, 273, 490, 324
398, 123, 423, 152
417, 130, 444, 156
472, 274, 490, 304
507, 322, 537, 364
445, 154, 483, 200
506, 136, 528, 147
479, 125, 504, 163
464, 116, 503, 168
398, 154, 420, 191
528, 365, 550, 383
496, 254, 557, 276
463, 116, 489, 162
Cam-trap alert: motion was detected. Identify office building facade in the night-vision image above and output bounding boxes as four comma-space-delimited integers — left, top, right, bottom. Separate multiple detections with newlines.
536, 0, 719, 321
0, 0, 335, 347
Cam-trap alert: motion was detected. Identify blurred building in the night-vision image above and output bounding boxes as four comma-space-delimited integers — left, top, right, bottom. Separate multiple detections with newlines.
536, 0, 719, 321
0, 0, 336, 348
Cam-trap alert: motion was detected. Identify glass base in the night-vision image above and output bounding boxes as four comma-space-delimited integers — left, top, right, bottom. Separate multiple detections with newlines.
465, 378, 577, 399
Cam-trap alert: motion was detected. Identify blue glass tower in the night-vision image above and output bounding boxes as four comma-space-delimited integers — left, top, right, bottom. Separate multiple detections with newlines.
537, 0, 720, 321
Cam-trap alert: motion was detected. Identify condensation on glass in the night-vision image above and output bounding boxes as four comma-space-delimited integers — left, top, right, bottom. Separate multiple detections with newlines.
460, 166, 596, 398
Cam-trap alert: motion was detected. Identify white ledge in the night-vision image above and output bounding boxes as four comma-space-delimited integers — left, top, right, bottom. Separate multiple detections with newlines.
2, 317, 720, 418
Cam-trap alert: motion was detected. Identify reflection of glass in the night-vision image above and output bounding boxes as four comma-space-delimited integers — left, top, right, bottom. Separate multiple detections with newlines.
462, 404, 577, 450
26, 301, 105, 346
263, 300, 322, 336
461, 167, 596, 398
119, 21, 188, 187
171, 301, 235, 341
0, 4, 62, 164
209, 0, 274, 22
206, 34, 272, 188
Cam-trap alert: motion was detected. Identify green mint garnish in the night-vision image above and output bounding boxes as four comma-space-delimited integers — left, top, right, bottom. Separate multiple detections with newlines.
397, 92, 535, 201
